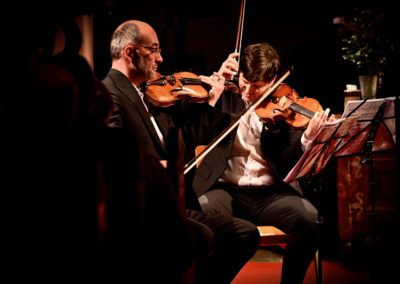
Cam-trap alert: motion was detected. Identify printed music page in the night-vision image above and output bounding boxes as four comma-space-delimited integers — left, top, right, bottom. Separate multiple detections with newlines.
336, 96, 396, 156
284, 116, 358, 183
284, 96, 396, 183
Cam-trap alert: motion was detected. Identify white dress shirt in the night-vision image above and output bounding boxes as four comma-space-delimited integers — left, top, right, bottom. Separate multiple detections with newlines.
220, 109, 311, 186
133, 84, 165, 146
220, 110, 276, 186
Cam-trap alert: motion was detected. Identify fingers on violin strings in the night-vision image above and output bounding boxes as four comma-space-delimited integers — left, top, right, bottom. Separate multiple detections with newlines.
323, 108, 331, 118
313, 110, 321, 119
200, 75, 216, 86
212, 72, 224, 83
199, 75, 209, 82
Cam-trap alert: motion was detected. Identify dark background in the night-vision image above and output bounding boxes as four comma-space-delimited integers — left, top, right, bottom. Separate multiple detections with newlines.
87, 0, 398, 259
10, 0, 398, 261
89, 0, 398, 114
17, 0, 398, 114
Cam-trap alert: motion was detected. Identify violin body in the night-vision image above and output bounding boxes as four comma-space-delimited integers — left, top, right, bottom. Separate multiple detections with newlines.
255, 83, 322, 129
140, 71, 210, 107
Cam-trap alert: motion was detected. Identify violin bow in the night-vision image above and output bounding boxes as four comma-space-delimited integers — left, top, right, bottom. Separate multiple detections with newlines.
184, 68, 292, 175
235, 0, 246, 62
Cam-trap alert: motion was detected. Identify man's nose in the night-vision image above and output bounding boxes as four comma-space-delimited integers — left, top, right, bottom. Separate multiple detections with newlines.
155, 53, 163, 63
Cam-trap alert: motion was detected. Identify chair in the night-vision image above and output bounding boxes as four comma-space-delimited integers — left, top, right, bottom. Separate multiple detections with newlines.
256, 226, 322, 284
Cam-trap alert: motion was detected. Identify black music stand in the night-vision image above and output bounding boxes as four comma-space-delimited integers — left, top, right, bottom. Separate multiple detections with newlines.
285, 96, 396, 284
284, 116, 359, 183
284, 115, 359, 284
335, 97, 396, 157
285, 97, 396, 183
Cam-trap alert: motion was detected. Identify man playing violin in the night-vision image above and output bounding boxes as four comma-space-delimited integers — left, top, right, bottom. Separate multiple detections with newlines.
102, 20, 260, 284
194, 42, 336, 284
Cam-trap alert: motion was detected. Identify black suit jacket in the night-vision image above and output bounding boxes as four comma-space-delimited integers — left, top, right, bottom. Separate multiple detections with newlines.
102, 69, 228, 210
103, 69, 169, 161
192, 91, 305, 197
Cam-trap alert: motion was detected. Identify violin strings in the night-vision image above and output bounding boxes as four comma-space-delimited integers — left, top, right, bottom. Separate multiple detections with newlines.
290, 103, 315, 118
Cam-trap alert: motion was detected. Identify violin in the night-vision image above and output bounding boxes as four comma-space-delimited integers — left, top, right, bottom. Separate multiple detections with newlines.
255, 83, 322, 129
140, 71, 240, 107
184, 69, 292, 174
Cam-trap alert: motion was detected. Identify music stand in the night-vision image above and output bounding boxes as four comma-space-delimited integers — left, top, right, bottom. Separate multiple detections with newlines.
334, 97, 396, 283
285, 97, 396, 183
284, 115, 359, 284
284, 96, 396, 284
335, 97, 396, 157
284, 116, 359, 183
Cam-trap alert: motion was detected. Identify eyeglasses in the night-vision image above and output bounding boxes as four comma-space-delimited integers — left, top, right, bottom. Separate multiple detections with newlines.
136, 45, 162, 55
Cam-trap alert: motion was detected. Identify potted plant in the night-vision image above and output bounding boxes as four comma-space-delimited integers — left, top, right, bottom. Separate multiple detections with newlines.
334, 8, 394, 99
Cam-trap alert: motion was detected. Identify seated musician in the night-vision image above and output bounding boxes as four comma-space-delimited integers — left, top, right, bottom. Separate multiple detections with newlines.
193, 42, 336, 284
102, 19, 260, 284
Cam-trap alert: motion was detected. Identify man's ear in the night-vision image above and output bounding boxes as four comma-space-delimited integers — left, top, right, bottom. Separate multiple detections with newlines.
125, 46, 136, 60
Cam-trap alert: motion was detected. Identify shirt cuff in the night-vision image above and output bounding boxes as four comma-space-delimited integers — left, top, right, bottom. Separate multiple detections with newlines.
301, 132, 312, 150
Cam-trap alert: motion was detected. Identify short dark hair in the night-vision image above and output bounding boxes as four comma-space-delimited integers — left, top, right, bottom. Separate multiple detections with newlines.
240, 42, 280, 82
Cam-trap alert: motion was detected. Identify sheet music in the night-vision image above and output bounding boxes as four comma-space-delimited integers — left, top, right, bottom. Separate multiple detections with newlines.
337, 96, 396, 155
284, 116, 358, 183
343, 98, 387, 121
284, 96, 397, 183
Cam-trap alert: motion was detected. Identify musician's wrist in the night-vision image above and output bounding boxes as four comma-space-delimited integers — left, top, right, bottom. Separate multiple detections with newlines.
303, 131, 311, 140
301, 132, 312, 150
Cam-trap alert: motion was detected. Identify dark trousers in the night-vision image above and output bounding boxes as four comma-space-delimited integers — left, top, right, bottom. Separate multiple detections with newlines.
199, 183, 319, 284
187, 209, 260, 284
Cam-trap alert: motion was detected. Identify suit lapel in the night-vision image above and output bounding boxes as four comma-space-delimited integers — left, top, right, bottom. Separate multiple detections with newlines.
108, 69, 167, 154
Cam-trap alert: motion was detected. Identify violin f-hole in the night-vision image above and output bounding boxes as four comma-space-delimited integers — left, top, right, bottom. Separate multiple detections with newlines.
273, 108, 285, 114
170, 86, 183, 94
